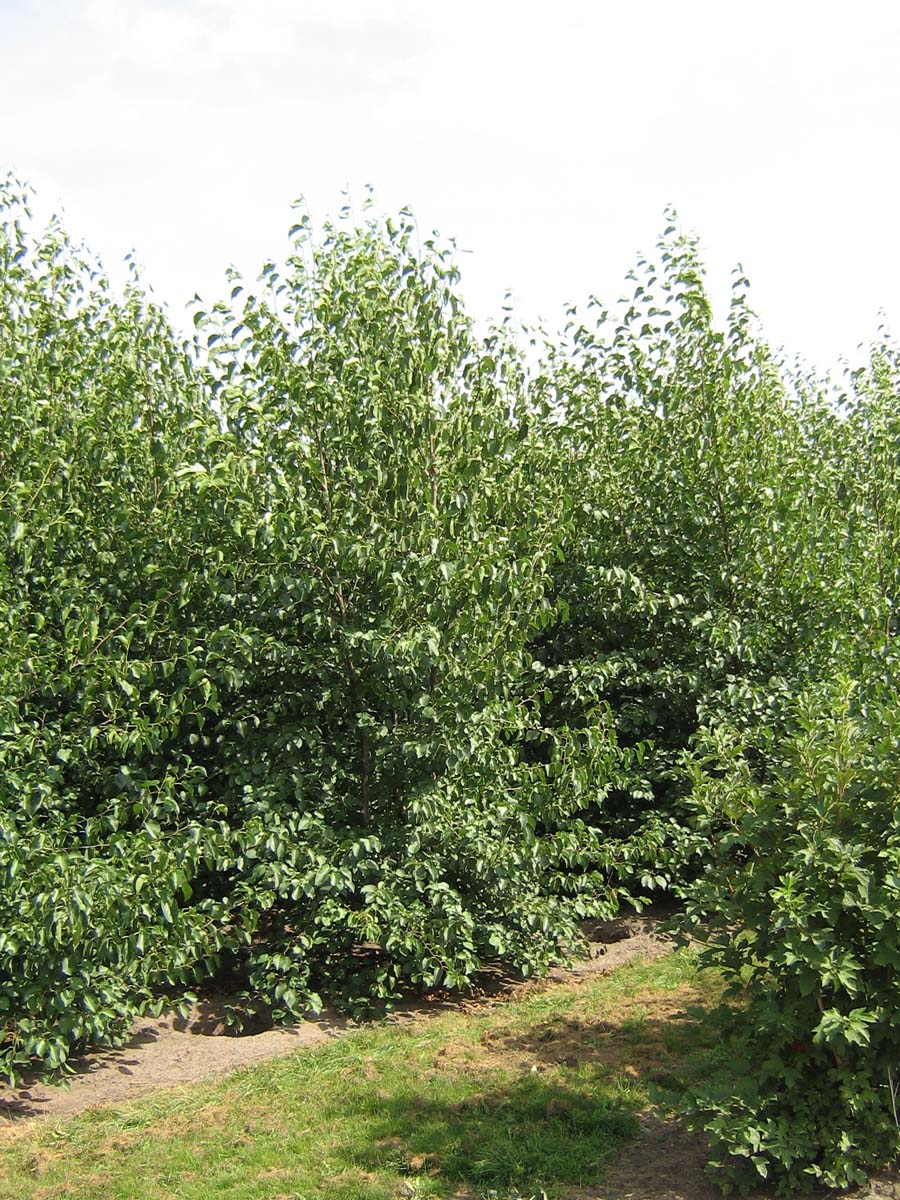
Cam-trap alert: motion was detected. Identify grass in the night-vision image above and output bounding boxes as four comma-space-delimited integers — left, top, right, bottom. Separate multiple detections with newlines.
0, 950, 731, 1200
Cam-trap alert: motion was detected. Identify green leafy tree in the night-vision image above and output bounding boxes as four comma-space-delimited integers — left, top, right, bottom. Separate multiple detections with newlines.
190, 203, 621, 1011
0, 181, 620, 1078
0, 177, 237, 1079
679, 344, 900, 1192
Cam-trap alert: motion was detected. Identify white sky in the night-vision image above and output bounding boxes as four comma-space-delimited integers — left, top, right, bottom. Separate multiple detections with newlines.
2, 0, 899, 374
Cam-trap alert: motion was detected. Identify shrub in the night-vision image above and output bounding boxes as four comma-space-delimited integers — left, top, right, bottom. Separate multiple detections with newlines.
681, 676, 900, 1192
0, 180, 621, 1080
677, 339, 900, 1193
0, 177, 241, 1079
526, 220, 853, 903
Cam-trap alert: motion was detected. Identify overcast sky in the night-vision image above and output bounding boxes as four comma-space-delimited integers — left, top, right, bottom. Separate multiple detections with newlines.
2, 0, 899, 373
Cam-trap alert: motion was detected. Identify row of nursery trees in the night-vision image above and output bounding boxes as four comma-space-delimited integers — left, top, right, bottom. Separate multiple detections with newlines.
3, 173, 900, 1191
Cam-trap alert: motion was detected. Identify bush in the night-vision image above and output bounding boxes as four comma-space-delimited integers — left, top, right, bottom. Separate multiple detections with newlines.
681, 676, 900, 1192
525, 221, 853, 903
0, 177, 247, 1079
0, 180, 623, 1080
6, 170, 900, 1199
675, 339, 900, 1193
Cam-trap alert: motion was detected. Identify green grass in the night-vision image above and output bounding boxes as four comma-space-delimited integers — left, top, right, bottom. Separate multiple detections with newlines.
0, 950, 729, 1200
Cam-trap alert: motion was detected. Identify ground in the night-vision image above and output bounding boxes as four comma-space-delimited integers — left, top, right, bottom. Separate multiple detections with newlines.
2, 914, 899, 1199
0, 915, 667, 1125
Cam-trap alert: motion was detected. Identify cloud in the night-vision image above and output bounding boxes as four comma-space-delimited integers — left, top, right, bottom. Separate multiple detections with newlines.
2, 0, 898, 367
34, 0, 433, 96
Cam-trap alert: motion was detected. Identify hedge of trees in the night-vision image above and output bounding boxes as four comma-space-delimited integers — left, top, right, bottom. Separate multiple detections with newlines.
3, 174, 900, 1192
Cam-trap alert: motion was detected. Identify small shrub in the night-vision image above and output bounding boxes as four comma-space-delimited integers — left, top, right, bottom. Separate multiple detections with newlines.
681, 677, 900, 1192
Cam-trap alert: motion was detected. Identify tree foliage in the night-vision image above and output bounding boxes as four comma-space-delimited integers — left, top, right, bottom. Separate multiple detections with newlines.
679, 346, 900, 1192
2, 175, 900, 1192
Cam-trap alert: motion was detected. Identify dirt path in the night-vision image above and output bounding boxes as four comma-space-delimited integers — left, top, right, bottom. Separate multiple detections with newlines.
0, 915, 670, 1125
